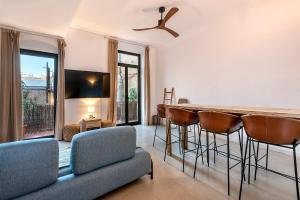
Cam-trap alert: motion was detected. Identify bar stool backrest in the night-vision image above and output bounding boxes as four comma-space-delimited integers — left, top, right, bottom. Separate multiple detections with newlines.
178, 98, 189, 104
157, 104, 166, 118
168, 108, 198, 126
198, 111, 241, 134
242, 115, 300, 145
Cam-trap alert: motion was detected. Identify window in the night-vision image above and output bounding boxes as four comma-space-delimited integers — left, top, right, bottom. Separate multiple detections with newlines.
20, 49, 58, 139
117, 51, 141, 125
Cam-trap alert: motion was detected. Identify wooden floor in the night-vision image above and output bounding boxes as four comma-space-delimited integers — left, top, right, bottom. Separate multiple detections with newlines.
99, 125, 299, 200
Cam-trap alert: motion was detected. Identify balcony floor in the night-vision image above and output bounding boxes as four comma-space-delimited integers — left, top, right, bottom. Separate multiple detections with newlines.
24, 130, 54, 139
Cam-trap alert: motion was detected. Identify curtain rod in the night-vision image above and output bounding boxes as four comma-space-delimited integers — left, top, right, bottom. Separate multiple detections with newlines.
0, 24, 64, 40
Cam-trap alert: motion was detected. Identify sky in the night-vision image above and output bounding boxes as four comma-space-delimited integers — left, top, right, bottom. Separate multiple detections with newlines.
21, 54, 55, 78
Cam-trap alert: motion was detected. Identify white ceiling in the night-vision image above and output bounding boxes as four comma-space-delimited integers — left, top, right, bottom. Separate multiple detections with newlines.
0, 0, 81, 36
0, 0, 299, 45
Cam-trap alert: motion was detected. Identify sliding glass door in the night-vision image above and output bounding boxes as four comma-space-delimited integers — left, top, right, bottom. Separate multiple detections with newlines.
116, 51, 141, 125
20, 49, 57, 139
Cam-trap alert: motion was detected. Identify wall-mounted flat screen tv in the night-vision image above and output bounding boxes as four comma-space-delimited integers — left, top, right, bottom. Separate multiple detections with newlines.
65, 69, 110, 99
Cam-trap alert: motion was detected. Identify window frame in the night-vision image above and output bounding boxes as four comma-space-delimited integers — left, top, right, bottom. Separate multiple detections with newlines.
20, 49, 58, 138
117, 50, 141, 126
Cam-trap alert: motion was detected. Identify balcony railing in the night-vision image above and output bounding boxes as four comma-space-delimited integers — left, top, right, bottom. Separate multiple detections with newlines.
117, 101, 138, 124
23, 104, 54, 139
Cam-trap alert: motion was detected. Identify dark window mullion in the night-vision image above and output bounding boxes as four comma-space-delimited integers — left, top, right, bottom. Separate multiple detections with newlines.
125, 67, 129, 124
137, 54, 141, 125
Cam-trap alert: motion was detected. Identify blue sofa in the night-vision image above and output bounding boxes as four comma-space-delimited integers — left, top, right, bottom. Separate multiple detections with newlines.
0, 126, 152, 200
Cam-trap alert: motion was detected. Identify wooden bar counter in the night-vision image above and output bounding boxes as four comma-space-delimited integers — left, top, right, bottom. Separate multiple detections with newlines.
165, 104, 300, 156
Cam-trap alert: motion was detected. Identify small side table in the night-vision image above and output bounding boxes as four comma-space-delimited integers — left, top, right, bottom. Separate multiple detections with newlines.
80, 118, 102, 132
101, 120, 115, 128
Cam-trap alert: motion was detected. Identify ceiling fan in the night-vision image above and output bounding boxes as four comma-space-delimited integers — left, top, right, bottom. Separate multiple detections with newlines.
133, 7, 179, 38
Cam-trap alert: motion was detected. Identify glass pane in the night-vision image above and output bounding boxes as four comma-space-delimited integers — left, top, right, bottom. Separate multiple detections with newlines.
118, 53, 138, 65
128, 68, 139, 122
116, 66, 126, 124
21, 53, 56, 139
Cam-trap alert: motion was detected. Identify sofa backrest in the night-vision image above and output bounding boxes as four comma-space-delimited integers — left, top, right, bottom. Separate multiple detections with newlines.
0, 138, 58, 200
71, 126, 136, 175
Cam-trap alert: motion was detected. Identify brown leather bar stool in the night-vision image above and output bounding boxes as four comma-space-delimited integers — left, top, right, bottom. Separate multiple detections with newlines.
153, 104, 167, 147
195, 111, 243, 195
239, 115, 300, 200
177, 98, 197, 146
164, 107, 203, 172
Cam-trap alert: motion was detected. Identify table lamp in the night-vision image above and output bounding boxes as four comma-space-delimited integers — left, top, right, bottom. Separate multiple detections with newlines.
87, 106, 95, 119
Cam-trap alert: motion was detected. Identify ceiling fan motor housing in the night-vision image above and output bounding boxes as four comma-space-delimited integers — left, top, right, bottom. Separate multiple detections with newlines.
159, 7, 166, 13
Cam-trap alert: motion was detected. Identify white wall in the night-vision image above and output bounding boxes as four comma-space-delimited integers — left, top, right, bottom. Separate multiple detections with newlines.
64, 28, 108, 124
20, 34, 58, 53
155, 1, 300, 109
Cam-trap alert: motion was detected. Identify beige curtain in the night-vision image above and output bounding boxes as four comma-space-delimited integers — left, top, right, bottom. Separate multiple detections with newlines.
0, 28, 22, 143
107, 39, 118, 124
55, 39, 66, 140
143, 46, 151, 125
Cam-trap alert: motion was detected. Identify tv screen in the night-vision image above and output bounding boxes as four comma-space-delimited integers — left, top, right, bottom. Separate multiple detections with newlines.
65, 69, 110, 99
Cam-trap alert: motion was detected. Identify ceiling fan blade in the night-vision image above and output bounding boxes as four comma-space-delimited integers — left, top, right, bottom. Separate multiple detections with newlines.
160, 27, 179, 38
161, 7, 179, 26
133, 26, 158, 31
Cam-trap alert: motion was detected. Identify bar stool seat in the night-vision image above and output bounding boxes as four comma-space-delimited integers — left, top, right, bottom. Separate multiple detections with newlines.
243, 115, 300, 145
199, 111, 242, 134
167, 108, 199, 126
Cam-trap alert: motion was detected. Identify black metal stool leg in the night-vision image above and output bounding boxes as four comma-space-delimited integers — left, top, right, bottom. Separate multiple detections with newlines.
214, 134, 217, 164
206, 131, 210, 167
194, 124, 197, 148
240, 128, 246, 181
178, 126, 182, 155
193, 127, 202, 178
266, 144, 269, 170
248, 138, 251, 184
153, 116, 159, 147
293, 145, 299, 200
238, 130, 246, 181
164, 120, 170, 161
255, 142, 260, 181
252, 141, 258, 181
182, 125, 186, 172
239, 136, 249, 200
227, 133, 230, 195
241, 128, 244, 149
238, 130, 243, 159
198, 125, 204, 165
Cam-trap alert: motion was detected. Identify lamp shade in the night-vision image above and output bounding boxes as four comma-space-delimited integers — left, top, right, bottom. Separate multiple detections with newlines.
88, 106, 95, 113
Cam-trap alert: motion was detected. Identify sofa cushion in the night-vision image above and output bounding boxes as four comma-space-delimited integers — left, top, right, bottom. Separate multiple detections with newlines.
71, 126, 136, 175
0, 138, 58, 200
